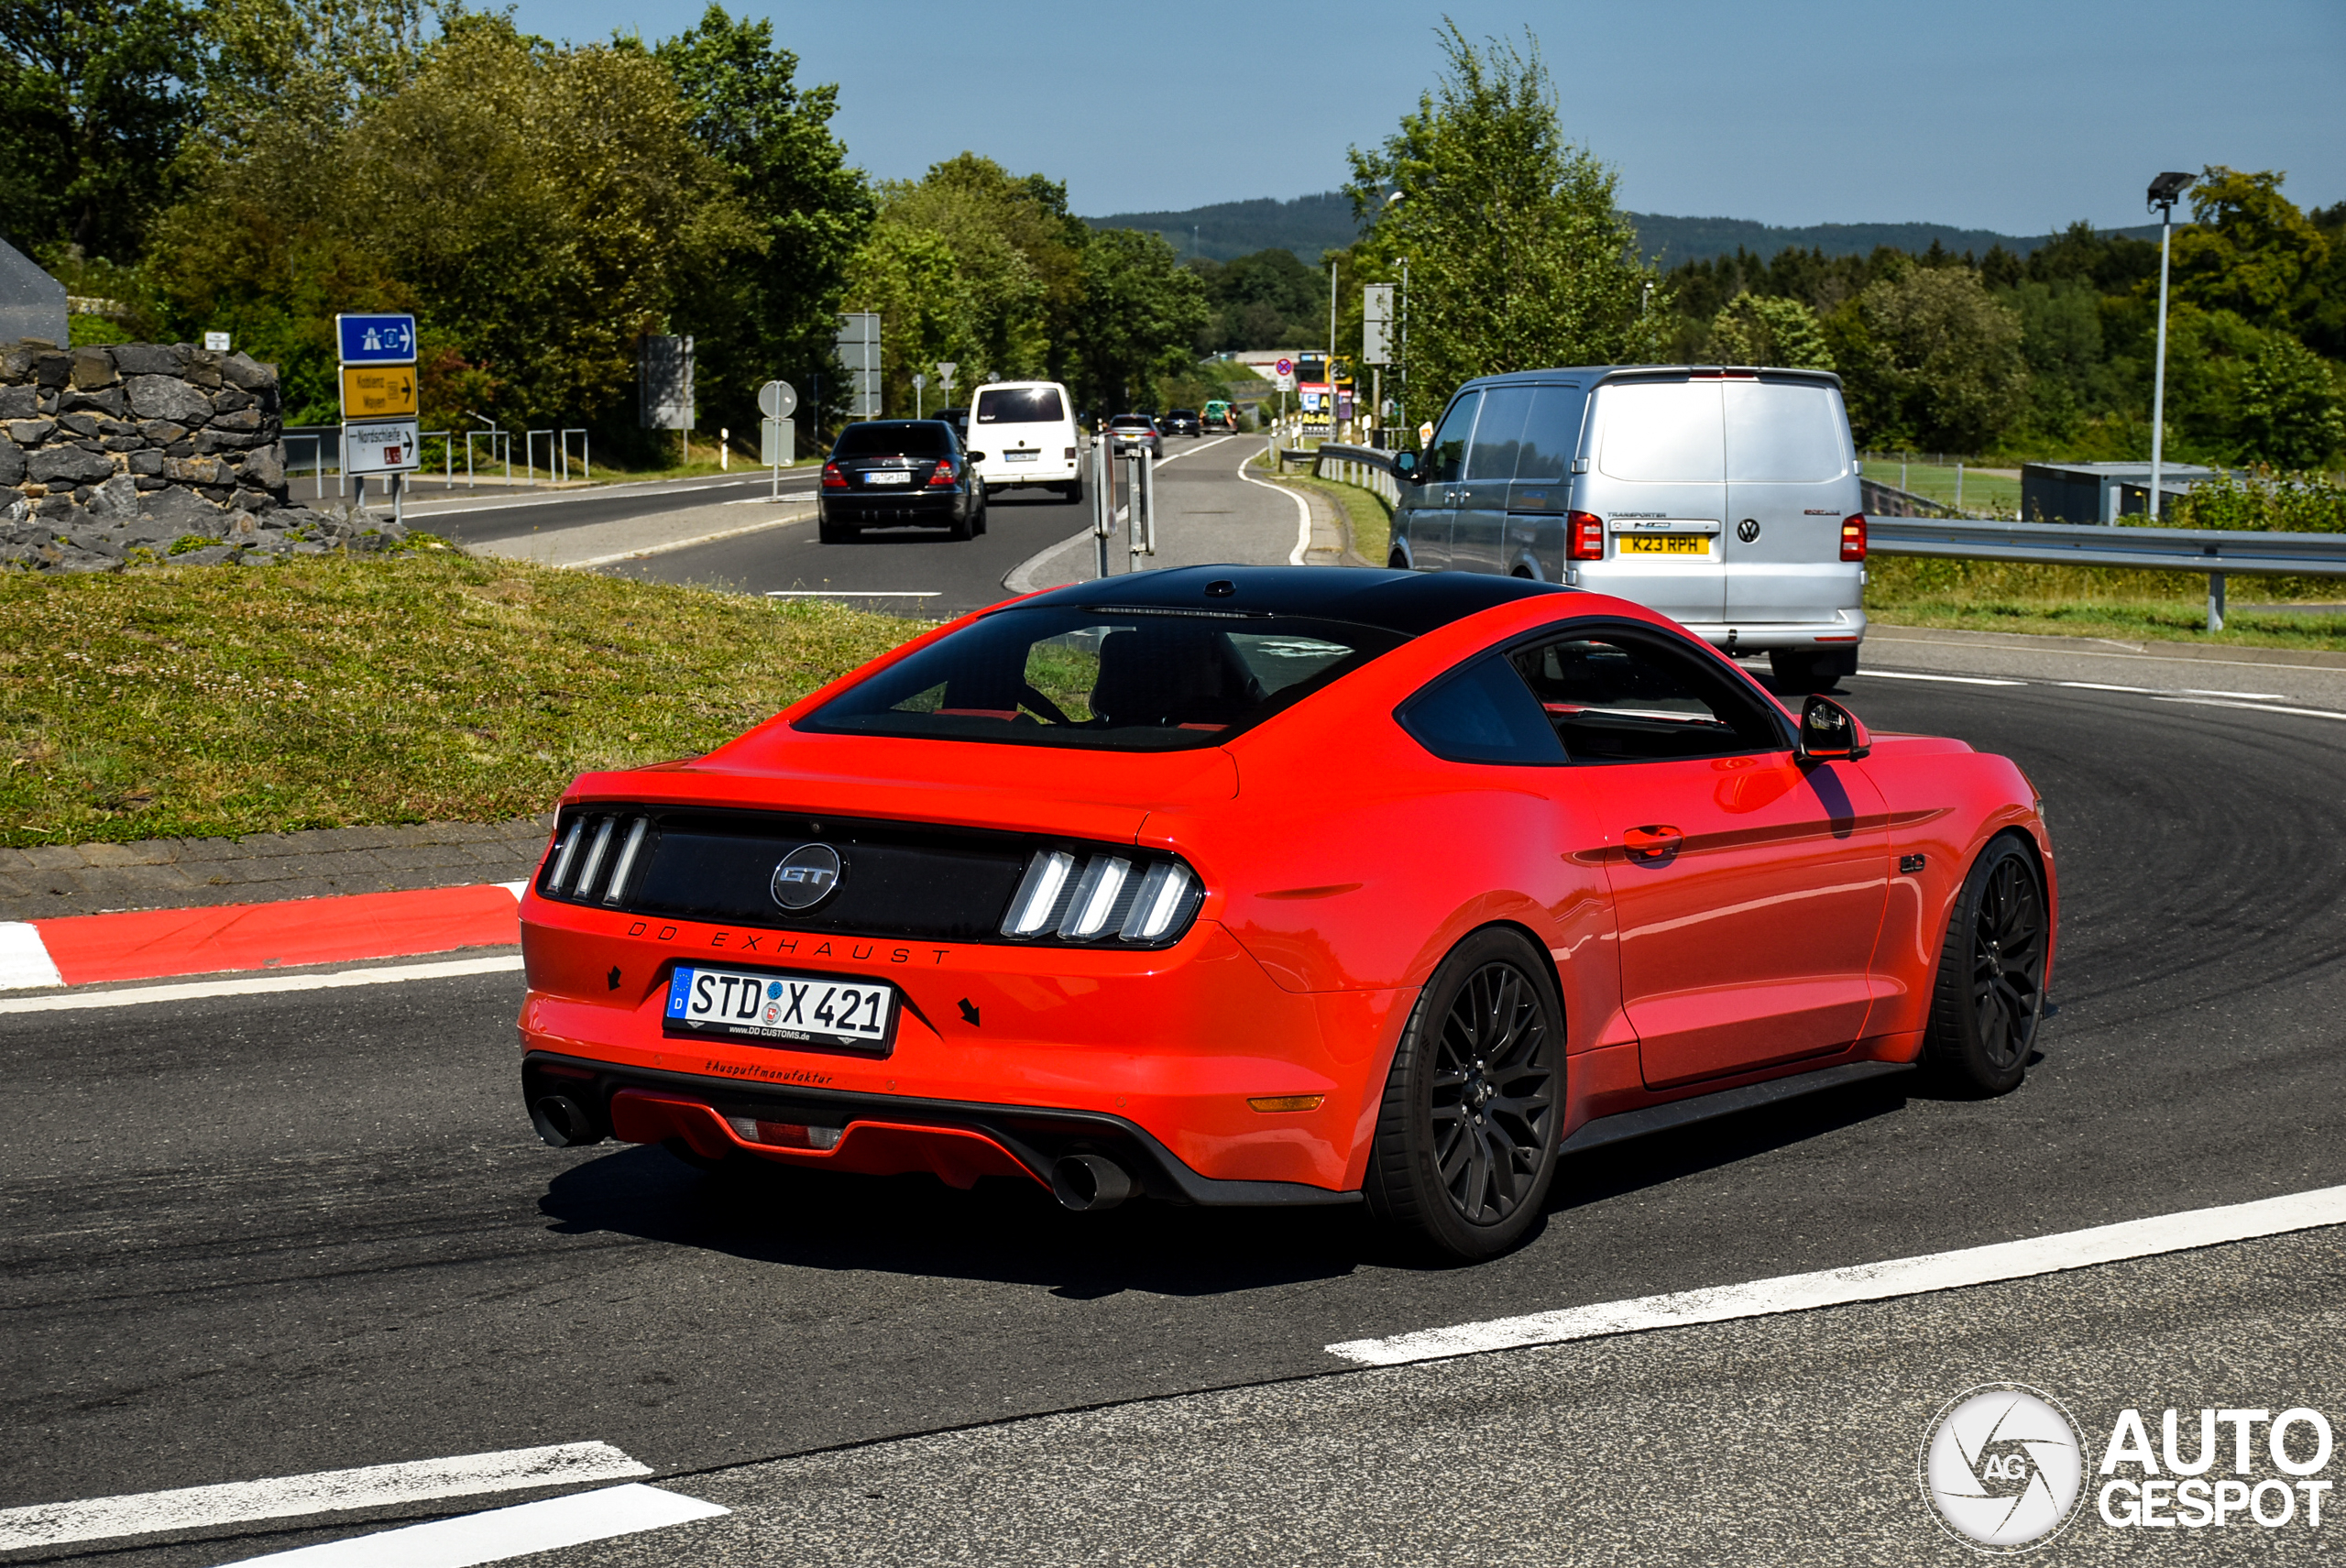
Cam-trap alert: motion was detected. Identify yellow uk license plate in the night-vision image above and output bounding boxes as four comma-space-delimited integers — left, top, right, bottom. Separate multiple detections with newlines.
1618, 533, 1710, 554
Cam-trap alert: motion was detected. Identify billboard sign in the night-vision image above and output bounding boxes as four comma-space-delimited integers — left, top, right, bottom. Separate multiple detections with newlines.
640, 335, 695, 430
1362, 285, 1394, 365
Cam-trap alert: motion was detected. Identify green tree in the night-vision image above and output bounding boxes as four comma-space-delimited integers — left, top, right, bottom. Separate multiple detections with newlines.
1702, 293, 1834, 370
2238, 334, 2344, 468
2172, 166, 2330, 334
1067, 227, 1210, 413
652, 5, 870, 435
0, 0, 206, 259
1839, 265, 2028, 451
1345, 24, 1665, 433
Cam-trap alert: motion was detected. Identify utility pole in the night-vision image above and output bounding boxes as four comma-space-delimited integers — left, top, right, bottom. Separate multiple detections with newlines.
1327, 260, 1337, 441
2146, 171, 2195, 526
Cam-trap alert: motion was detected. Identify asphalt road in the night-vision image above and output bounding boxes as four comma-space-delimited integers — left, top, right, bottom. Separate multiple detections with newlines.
398, 471, 820, 553
7, 635, 2346, 1564
602, 432, 1294, 619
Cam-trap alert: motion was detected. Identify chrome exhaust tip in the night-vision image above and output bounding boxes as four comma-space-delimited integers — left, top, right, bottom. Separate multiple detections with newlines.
1050, 1154, 1133, 1212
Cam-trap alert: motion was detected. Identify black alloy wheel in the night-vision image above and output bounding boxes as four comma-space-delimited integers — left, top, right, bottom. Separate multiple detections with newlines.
1923, 833, 2048, 1096
1365, 927, 1562, 1259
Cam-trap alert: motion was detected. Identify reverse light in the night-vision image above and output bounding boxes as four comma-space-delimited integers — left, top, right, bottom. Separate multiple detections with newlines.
821, 461, 848, 488
1841, 513, 1868, 561
1567, 510, 1606, 561
726, 1115, 842, 1150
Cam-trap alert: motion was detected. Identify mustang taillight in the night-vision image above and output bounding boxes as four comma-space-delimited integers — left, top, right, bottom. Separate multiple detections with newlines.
543, 811, 652, 905
1841, 513, 1868, 561
1567, 510, 1606, 560
1002, 850, 1201, 945
927, 460, 957, 486
821, 461, 848, 488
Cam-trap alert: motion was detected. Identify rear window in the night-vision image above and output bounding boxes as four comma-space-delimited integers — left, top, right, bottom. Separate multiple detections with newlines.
1597, 381, 1725, 483
1168, 409, 1197, 418
975, 387, 1066, 424
1112, 415, 1154, 429
798, 607, 1407, 751
1724, 381, 1847, 482
833, 422, 953, 457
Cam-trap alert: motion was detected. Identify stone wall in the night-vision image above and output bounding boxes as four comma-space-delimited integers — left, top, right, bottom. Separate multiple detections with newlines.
1, 339, 406, 572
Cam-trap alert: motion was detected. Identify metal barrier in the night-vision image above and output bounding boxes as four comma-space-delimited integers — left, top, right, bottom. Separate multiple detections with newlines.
1310, 443, 1402, 507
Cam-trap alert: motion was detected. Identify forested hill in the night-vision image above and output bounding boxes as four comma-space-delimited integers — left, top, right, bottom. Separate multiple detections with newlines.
1083, 191, 2166, 264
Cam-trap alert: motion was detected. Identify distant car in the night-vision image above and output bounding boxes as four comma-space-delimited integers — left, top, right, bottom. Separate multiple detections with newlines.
1201, 400, 1234, 431
937, 406, 970, 442
1108, 414, 1163, 458
1163, 408, 1202, 438
818, 420, 987, 543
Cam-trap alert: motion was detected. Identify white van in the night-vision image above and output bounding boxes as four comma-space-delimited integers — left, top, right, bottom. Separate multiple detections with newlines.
969, 381, 1083, 503
1389, 366, 1867, 692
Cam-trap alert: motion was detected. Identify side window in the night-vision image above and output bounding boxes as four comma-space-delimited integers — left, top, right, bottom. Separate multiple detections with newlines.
1464, 386, 1535, 480
1422, 391, 1481, 485
1510, 631, 1785, 762
1512, 386, 1586, 481
1396, 657, 1563, 765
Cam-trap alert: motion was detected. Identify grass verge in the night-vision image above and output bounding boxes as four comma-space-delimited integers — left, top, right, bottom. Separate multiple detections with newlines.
0, 555, 924, 847
1866, 556, 2346, 651
1281, 473, 1393, 567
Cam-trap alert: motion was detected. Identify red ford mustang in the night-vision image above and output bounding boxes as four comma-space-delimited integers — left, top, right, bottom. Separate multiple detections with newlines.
519, 566, 2054, 1258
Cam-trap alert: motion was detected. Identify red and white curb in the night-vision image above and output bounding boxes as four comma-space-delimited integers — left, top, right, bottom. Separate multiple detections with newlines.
0, 881, 528, 995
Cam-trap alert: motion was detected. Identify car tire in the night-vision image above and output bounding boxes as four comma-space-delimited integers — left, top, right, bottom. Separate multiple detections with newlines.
818, 520, 853, 544
1920, 833, 2048, 1097
948, 506, 973, 542
1769, 648, 1855, 693
1363, 927, 1562, 1260
1060, 477, 1085, 505
972, 494, 988, 535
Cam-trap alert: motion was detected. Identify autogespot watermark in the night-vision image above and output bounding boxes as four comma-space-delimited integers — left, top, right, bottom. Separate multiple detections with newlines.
1920, 1385, 2335, 1552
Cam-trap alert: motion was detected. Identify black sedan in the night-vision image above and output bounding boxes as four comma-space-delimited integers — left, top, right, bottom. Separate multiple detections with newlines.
1107, 414, 1163, 458
1162, 408, 1202, 437
818, 421, 988, 543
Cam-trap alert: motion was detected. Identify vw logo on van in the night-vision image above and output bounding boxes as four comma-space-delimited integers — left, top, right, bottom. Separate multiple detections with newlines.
771, 844, 843, 910
1737, 519, 1761, 543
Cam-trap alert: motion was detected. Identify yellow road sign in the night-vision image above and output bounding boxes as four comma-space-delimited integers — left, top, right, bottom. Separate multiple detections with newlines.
341, 364, 418, 420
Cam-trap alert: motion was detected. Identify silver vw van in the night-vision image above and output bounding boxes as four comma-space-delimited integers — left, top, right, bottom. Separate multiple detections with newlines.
1389, 367, 1866, 691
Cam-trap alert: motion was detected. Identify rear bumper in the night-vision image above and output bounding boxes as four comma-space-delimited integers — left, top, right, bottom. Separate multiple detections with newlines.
524, 1052, 1359, 1207
976, 458, 1080, 486
821, 491, 970, 522
1667, 610, 1869, 652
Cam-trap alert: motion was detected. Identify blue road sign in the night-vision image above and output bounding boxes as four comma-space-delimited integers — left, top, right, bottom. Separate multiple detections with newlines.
335, 313, 417, 365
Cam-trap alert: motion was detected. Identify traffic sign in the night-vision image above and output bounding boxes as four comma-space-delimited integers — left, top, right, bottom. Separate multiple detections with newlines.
345, 420, 421, 474
340, 363, 417, 421
203, 331, 231, 353
335, 313, 416, 365
912, 373, 926, 390
935, 362, 957, 389
760, 419, 795, 466
757, 379, 797, 420
1274, 357, 1293, 377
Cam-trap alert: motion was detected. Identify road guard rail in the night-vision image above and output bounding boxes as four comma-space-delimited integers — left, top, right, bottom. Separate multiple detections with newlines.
1302, 443, 2341, 631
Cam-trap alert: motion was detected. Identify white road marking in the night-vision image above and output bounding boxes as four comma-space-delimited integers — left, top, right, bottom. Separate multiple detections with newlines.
2154, 696, 2346, 721
561, 507, 814, 569
1848, 669, 2025, 686
220, 1484, 725, 1567
1326, 1183, 2346, 1367
2180, 687, 2285, 699
2054, 680, 2155, 693
0, 955, 522, 1015
0, 1442, 650, 1552
1149, 433, 1241, 468
1232, 447, 1312, 565
763, 590, 940, 598
0, 921, 64, 990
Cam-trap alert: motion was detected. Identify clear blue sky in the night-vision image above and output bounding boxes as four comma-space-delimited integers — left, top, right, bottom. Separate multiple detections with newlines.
506, 0, 2345, 234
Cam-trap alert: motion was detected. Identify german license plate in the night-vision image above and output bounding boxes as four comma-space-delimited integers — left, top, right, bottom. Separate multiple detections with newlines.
663, 965, 896, 1051
863, 470, 911, 486
1618, 533, 1710, 554
1005, 450, 1037, 462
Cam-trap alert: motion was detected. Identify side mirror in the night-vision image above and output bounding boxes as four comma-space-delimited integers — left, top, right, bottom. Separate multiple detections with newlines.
1797, 696, 1870, 763
1392, 451, 1420, 482
966, 451, 986, 462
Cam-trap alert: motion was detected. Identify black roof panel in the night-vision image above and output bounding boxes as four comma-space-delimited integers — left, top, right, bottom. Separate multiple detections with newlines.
1020, 565, 1573, 637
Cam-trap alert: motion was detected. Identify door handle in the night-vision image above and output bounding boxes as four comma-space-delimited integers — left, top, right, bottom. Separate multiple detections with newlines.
1623, 825, 1683, 861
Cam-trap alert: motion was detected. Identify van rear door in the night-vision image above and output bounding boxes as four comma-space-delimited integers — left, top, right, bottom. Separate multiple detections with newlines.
1581, 378, 1726, 626
1721, 378, 1856, 624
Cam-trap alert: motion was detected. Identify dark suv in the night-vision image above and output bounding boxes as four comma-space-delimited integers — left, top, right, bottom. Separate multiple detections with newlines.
819, 420, 987, 543
1162, 408, 1202, 438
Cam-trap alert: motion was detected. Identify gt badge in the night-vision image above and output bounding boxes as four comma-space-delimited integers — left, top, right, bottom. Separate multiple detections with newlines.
771, 843, 844, 911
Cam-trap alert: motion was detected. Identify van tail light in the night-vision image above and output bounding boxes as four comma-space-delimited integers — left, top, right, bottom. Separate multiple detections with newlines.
1841, 514, 1868, 561
821, 461, 847, 488
1064, 446, 1078, 459
1567, 511, 1606, 561
927, 461, 957, 487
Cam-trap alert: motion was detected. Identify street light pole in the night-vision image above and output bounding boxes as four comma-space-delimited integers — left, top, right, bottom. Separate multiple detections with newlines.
2146, 171, 2195, 523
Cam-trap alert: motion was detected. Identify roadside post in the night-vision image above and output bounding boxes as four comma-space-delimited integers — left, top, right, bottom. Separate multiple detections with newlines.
335, 313, 420, 526
935, 362, 957, 411
913, 373, 927, 419
758, 379, 797, 503
1091, 431, 1113, 579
